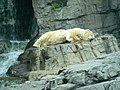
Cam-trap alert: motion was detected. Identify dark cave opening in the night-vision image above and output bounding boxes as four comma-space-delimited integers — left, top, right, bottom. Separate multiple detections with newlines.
14, 0, 38, 40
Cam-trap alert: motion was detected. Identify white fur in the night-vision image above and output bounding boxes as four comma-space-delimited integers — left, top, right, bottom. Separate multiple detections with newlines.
33, 28, 95, 47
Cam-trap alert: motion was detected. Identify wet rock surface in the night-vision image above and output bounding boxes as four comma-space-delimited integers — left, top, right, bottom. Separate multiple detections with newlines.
0, 76, 26, 87
0, 41, 29, 88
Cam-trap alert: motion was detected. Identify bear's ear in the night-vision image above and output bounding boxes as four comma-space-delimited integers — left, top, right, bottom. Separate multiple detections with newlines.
86, 29, 91, 31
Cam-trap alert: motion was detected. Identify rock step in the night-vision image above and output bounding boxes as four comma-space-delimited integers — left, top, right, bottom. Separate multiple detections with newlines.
2, 51, 120, 90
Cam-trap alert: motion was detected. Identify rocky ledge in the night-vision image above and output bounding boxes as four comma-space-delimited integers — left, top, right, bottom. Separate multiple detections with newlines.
1, 50, 120, 90
7, 34, 119, 78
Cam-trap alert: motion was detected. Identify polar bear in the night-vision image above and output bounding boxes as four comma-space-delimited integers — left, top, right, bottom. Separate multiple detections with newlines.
33, 29, 67, 47
33, 28, 94, 47
66, 28, 95, 44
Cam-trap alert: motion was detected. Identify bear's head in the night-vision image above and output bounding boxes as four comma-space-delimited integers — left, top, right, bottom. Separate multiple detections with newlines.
83, 29, 95, 41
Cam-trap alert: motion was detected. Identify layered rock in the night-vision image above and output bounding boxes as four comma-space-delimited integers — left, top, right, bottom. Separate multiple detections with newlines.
48, 51, 120, 90
7, 35, 119, 77
32, 0, 120, 46
2, 51, 120, 90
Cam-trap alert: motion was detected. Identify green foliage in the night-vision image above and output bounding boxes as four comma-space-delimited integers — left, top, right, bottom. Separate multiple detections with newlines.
51, 2, 61, 10
47, 0, 67, 10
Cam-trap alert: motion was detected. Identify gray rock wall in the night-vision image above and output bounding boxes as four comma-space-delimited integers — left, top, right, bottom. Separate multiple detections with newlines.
0, 0, 16, 39
32, 0, 120, 46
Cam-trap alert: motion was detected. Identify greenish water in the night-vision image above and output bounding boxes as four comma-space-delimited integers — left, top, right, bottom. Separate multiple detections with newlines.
0, 41, 29, 87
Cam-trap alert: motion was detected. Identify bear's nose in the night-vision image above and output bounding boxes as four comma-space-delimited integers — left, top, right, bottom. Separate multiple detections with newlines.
89, 38, 94, 42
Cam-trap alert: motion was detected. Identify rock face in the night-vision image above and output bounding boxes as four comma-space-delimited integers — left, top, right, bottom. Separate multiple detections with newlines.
49, 51, 120, 90
7, 35, 119, 77
1, 0, 120, 44
32, 0, 120, 46
0, 0, 38, 40
2, 51, 120, 90
0, 0, 16, 39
